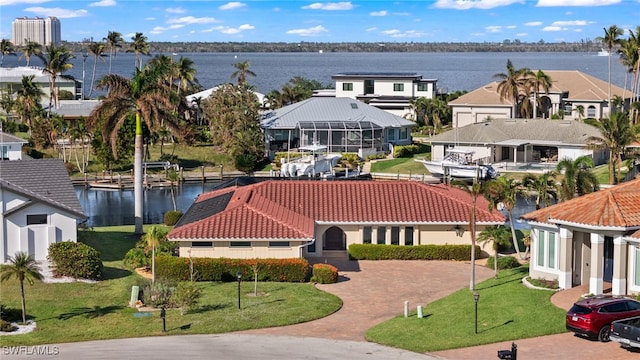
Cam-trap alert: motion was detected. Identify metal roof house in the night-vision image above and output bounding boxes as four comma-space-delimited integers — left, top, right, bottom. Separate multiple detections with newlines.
261, 97, 415, 159
0, 66, 80, 103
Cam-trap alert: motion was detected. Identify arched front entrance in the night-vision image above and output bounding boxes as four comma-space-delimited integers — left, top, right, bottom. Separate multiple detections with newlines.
323, 226, 346, 250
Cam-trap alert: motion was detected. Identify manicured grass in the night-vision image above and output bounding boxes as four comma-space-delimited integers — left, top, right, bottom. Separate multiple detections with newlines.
365, 265, 566, 352
0, 226, 342, 346
370, 154, 431, 175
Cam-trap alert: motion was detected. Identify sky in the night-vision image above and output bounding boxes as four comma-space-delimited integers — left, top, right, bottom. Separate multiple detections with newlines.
0, 0, 639, 43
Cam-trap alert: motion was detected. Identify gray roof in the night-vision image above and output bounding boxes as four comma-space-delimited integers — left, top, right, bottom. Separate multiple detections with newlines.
0, 159, 86, 219
0, 66, 76, 84
46, 100, 101, 118
332, 72, 423, 80
0, 132, 28, 144
261, 97, 415, 130
428, 118, 603, 146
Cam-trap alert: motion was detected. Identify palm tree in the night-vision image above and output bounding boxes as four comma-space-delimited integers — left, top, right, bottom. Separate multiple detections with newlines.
128, 32, 150, 70
37, 44, 74, 110
477, 225, 511, 278
144, 226, 164, 284
19, 40, 42, 67
451, 180, 484, 291
521, 171, 558, 210
231, 60, 256, 85
87, 42, 107, 98
483, 176, 528, 260
573, 105, 585, 121
586, 112, 638, 184
528, 70, 552, 118
0, 39, 16, 67
597, 25, 624, 115
0, 251, 43, 324
174, 56, 198, 94
104, 30, 124, 74
88, 65, 184, 234
494, 60, 533, 118
68, 121, 91, 173
14, 75, 45, 132
556, 156, 599, 201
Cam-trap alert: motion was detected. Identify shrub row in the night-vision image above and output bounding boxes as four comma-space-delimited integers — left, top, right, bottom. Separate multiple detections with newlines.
486, 255, 521, 270
348, 244, 480, 261
393, 144, 421, 158
310, 264, 339, 284
154, 256, 310, 282
164, 211, 183, 226
48, 241, 103, 280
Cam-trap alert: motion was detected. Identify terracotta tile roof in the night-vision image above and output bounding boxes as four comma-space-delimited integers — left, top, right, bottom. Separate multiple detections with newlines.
168, 180, 506, 241
521, 178, 640, 229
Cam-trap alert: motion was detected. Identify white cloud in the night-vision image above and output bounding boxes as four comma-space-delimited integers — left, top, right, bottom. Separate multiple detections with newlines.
150, 24, 185, 34
550, 20, 589, 26
370, 10, 388, 16
286, 25, 329, 36
366, 27, 377, 32
542, 26, 564, 31
485, 25, 502, 33
202, 24, 254, 35
24, 7, 88, 18
380, 29, 427, 38
524, 21, 542, 26
516, 32, 528, 36
506, 25, 516, 29
219, 2, 246, 10
433, 0, 525, 10
167, 16, 217, 25
302, 2, 354, 10
166, 7, 186, 14
536, 0, 620, 7
238, 24, 254, 30
145, 17, 155, 21
393, 12, 410, 16
88, 0, 115, 7
0, 0, 50, 5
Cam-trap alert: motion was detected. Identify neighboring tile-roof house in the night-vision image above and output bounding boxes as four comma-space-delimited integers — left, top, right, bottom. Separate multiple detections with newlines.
169, 180, 505, 241
0, 159, 85, 219
428, 118, 603, 146
521, 178, 640, 230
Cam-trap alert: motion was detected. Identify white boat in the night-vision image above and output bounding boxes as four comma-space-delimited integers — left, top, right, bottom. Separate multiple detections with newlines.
280, 143, 344, 178
597, 48, 610, 56
415, 148, 498, 180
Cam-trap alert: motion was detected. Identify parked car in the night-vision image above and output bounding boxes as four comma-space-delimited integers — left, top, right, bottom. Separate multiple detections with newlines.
610, 315, 640, 349
566, 296, 640, 342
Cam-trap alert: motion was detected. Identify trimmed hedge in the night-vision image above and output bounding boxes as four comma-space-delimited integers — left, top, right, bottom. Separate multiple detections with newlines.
348, 244, 480, 261
155, 256, 310, 282
48, 241, 103, 280
393, 144, 421, 158
486, 255, 521, 270
310, 264, 339, 284
164, 211, 183, 226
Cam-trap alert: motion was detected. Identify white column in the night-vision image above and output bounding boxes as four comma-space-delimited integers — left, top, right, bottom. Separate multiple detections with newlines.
372, 226, 378, 245
400, 227, 406, 246
612, 236, 627, 296
558, 228, 573, 290
512, 147, 517, 165
589, 233, 605, 295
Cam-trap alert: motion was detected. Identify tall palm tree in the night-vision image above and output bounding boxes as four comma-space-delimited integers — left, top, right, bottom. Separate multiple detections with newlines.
528, 70, 553, 118
0, 251, 44, 324
88, 65, 184, 234
556, 156, 599, 201
597, 25, 624, 115
0, 39, 16, 67
494, 60, 534, 118
144, 226, 164, 284
573, 105, 585, 121
521, 171, 558, 210
483, 176, 528, 260
14, 75, 45, 132
586, 112, 638, 184
477, 225, 511, 278
87, 42, 107, 98
104, 30, 124, 74
19, 40, 42, 67
231, 60, 256, 85
451, 180, 484, 291
128, 32, 150, 71
174, 56, 198, 93
37, 44, 74, 110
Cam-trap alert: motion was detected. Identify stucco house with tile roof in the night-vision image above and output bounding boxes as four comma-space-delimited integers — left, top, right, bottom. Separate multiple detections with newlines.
521, 178, 640, 296
426, 118, 608, 166
0, 159, 86, 263
449, 70, 629, 127
0, 131, 27, 160
167, 179, 506, 260
261, 97, 415, 159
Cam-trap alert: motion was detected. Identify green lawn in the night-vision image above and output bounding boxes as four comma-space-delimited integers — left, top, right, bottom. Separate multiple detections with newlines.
370, 153, 431, 175
0, 226, 342, 346
365, 266, 567, 352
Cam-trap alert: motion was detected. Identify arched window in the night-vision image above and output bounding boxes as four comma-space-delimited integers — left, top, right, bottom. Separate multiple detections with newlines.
587, 106, 596, 118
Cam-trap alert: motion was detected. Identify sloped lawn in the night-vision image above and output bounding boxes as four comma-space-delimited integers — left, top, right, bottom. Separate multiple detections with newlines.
365, 266, 566, 352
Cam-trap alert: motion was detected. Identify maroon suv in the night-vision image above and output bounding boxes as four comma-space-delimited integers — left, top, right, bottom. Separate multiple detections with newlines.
566, 296, 640, 342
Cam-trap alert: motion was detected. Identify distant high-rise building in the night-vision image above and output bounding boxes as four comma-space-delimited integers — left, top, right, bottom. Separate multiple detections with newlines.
11, 16, 61, 46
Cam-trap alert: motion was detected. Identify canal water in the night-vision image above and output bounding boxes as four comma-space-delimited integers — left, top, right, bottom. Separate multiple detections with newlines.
76, 181, 539, 229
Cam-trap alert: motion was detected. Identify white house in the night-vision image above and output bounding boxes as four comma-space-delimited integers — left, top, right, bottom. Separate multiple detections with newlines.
332, 72, 438, 118
0, 159, 86, 263
0, 66, 80, 103
0, 132, 27, 160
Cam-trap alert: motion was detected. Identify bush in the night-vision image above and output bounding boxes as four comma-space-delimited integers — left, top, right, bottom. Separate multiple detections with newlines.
365, 153, 387, 161
0, 319, 16, 332
48, 241, 103, 280
171, 281, 202, 315
0, 304, 21, 322
486, 255, 521, 270
348, 244, 479, 261
339, 153, 361, 169
164, 211, 183, 226
393, 144, 421, 158
142, 281, 175, 308
310, 264, 339, 284
123, 233, 178, 269
155, 257, 310, 283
